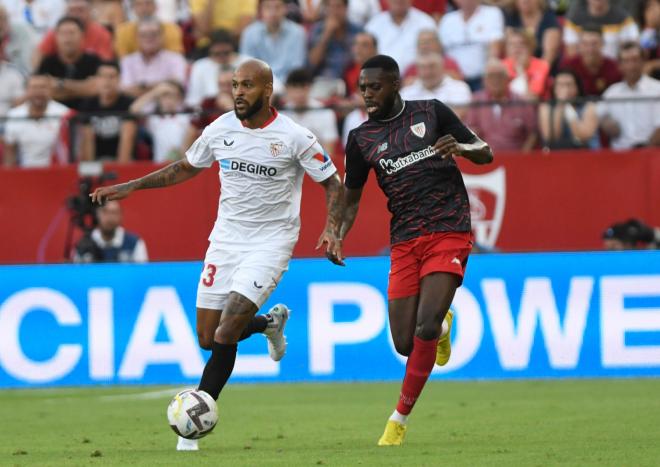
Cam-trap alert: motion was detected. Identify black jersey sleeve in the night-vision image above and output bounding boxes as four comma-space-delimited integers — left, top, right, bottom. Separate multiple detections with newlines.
432, 99, 478, 144
344, 129, 370, 189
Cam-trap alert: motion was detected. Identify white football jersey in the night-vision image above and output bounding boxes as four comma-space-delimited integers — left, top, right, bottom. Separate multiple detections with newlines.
186, 109, 337, 250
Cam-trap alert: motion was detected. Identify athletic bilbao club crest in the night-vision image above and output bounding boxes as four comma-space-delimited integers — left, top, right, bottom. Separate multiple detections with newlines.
270, 141, 286, 157
410, 122, 426, 138
463, 167, 506, 248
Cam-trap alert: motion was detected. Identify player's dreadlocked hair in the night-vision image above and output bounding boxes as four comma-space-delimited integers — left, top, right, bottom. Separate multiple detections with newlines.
361, 54, 400, 77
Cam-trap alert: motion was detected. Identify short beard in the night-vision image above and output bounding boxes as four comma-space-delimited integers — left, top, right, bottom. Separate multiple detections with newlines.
235, 98, 264, 120
371, 93, 396, 120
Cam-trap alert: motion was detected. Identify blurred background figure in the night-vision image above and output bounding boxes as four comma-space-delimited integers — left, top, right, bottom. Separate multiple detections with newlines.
120, 18, 187, 97
114, 0, 183, 58
73, 200, 149, 262
1, 0, 66, 39
130, 80, 189, 162
538, 69, 599, 150
598, 42, 660, 149
559, 25, 622, 96
190, 0, 256, 47
0, 4, 39, 74
343, 31, 378, 99
36, 16, 101, 110
89, 0, 125, 31
439, 0, 505, 90
400, 52, 472, 120
466, 58, 538, 152
79, 61, 137, 163
641, 0, 660, 78
401, 29, 463, 85
308, 0, 362, 80
563, 0, 639, 59
282, 68, 339, 157
502, 28, 550, 99
0, 59, 26, 140
239, 0, 306, 83
504, 0, 561, 66
186, 29, 244, 107
3, 74, 69, 168
602, 218, 660, 250
35, 0, 114, 67
365, 0, 436, 74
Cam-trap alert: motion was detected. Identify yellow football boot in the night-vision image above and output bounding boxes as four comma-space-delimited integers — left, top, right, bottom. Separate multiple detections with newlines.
435, 309, 454, 366
377, 420, 407, 446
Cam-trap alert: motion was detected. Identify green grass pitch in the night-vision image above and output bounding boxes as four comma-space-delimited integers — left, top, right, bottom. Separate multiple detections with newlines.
2, 379, 659, 466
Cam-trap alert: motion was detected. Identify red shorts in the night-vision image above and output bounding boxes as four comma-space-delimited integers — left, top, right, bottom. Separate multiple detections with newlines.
388, 231, 473, 300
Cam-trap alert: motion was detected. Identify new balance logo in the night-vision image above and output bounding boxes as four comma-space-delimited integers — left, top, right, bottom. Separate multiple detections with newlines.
224, 139, 234, 146
451, 257, 461, 265
377, 142, 388, 153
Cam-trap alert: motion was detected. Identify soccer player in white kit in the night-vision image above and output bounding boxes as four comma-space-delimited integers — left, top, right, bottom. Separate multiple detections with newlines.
91, 59, 344, 450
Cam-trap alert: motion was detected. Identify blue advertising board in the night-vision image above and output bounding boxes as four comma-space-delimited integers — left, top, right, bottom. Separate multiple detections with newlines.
1, 251, 660, 388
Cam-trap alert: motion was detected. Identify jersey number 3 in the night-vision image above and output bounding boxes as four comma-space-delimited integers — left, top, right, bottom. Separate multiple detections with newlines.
202, 264, 217, 287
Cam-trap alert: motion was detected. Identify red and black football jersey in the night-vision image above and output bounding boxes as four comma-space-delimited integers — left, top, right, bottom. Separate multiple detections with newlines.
345, 99, 476, 245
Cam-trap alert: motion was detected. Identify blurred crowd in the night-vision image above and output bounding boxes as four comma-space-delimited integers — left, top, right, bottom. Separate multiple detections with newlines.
1, 0, 659, 168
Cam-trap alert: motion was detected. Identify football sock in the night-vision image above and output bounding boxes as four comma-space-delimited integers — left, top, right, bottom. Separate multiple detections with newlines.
198, 341, 237, 400
396, 336, 438, 415
389, 409, 408, 425
238, 315, 268, 341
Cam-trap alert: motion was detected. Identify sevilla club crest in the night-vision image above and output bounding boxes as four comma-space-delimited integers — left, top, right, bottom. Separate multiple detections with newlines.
463, 167, 506, 248
410, 122, 426, 138
270, 141, 286, 157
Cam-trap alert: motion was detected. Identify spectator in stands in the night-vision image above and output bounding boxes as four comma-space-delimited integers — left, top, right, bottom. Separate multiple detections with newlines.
0, 5, 39, 74
0, 61, 25, 123
402, 29, 464, 85
186, 29, 245, 107
560, 25, 622, 96
466, 59, 538, 152
80, 62, 136, 163
439, 0, 506, 91
400, 53, 472, 119
239, 0, 306, 83
538, 69, 600, 150
308, 0, 362, 80
347, 0, 381, 26
191, 0, 257, 44
120, 19, 187, 97
37, 17, 101, 110
568, 0, 645, 22
73, 200, 149, 262
563, 0, 640, 59
115, 0, 183, 58
4, 74, 69, 167
184, 68, 234, 149
641, 0, 660, 78
129, 80, 189, 162
35, 0, 114, 68
598, 42, 660, 149
602, 218, 660, 250
504, 0, 561, 66
502, 28, 550, 99
281, 68, 339, 155
343, 31, 378, 98
1, 0, 66, 38
364, 0, 436, 74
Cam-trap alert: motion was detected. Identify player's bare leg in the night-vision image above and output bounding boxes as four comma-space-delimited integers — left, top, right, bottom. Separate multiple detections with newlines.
388, 295, 419, 357
379, 272, 459, 446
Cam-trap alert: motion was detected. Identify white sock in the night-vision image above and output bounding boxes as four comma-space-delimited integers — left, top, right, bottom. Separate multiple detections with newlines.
389, 410, 408, 425
440, 319, 449, 338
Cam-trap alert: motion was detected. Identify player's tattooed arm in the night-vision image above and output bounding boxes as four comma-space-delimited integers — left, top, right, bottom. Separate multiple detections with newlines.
317, 173, 345, 266
339, 186, 363, 241
90, 159, 203, 204
434, 134, 493, 165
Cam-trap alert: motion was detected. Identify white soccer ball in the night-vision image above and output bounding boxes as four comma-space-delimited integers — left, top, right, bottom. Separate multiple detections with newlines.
167, 389, 218, 439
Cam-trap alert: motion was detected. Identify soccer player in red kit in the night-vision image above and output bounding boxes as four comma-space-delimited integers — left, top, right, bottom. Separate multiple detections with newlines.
341, 55, 493, 446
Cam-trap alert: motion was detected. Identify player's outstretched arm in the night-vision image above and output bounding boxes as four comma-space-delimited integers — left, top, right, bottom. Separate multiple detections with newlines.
316, 173, 345, 266
90, 159, 204, 204
339, 186, 363, 243
434, 134, 493, 165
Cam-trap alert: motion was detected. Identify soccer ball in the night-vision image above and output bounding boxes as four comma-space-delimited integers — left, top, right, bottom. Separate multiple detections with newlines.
167, 389, 218, 439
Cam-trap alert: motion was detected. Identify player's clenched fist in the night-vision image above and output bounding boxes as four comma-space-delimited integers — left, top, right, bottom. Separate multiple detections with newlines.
433, 134, 464, 159
316, 230, 344, 266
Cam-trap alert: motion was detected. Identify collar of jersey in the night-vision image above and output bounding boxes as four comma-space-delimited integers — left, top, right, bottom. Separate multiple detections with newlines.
376, 101, 406, 123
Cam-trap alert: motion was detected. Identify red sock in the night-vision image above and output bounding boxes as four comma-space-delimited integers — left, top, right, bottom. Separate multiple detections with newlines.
396, 336, 438, 415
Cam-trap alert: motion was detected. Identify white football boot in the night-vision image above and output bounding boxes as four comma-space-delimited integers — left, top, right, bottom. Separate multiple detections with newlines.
263, 304, 290, 361
176, 436, 199, 451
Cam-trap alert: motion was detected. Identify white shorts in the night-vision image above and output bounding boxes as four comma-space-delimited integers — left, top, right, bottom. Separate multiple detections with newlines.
196, 246, 292, 310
